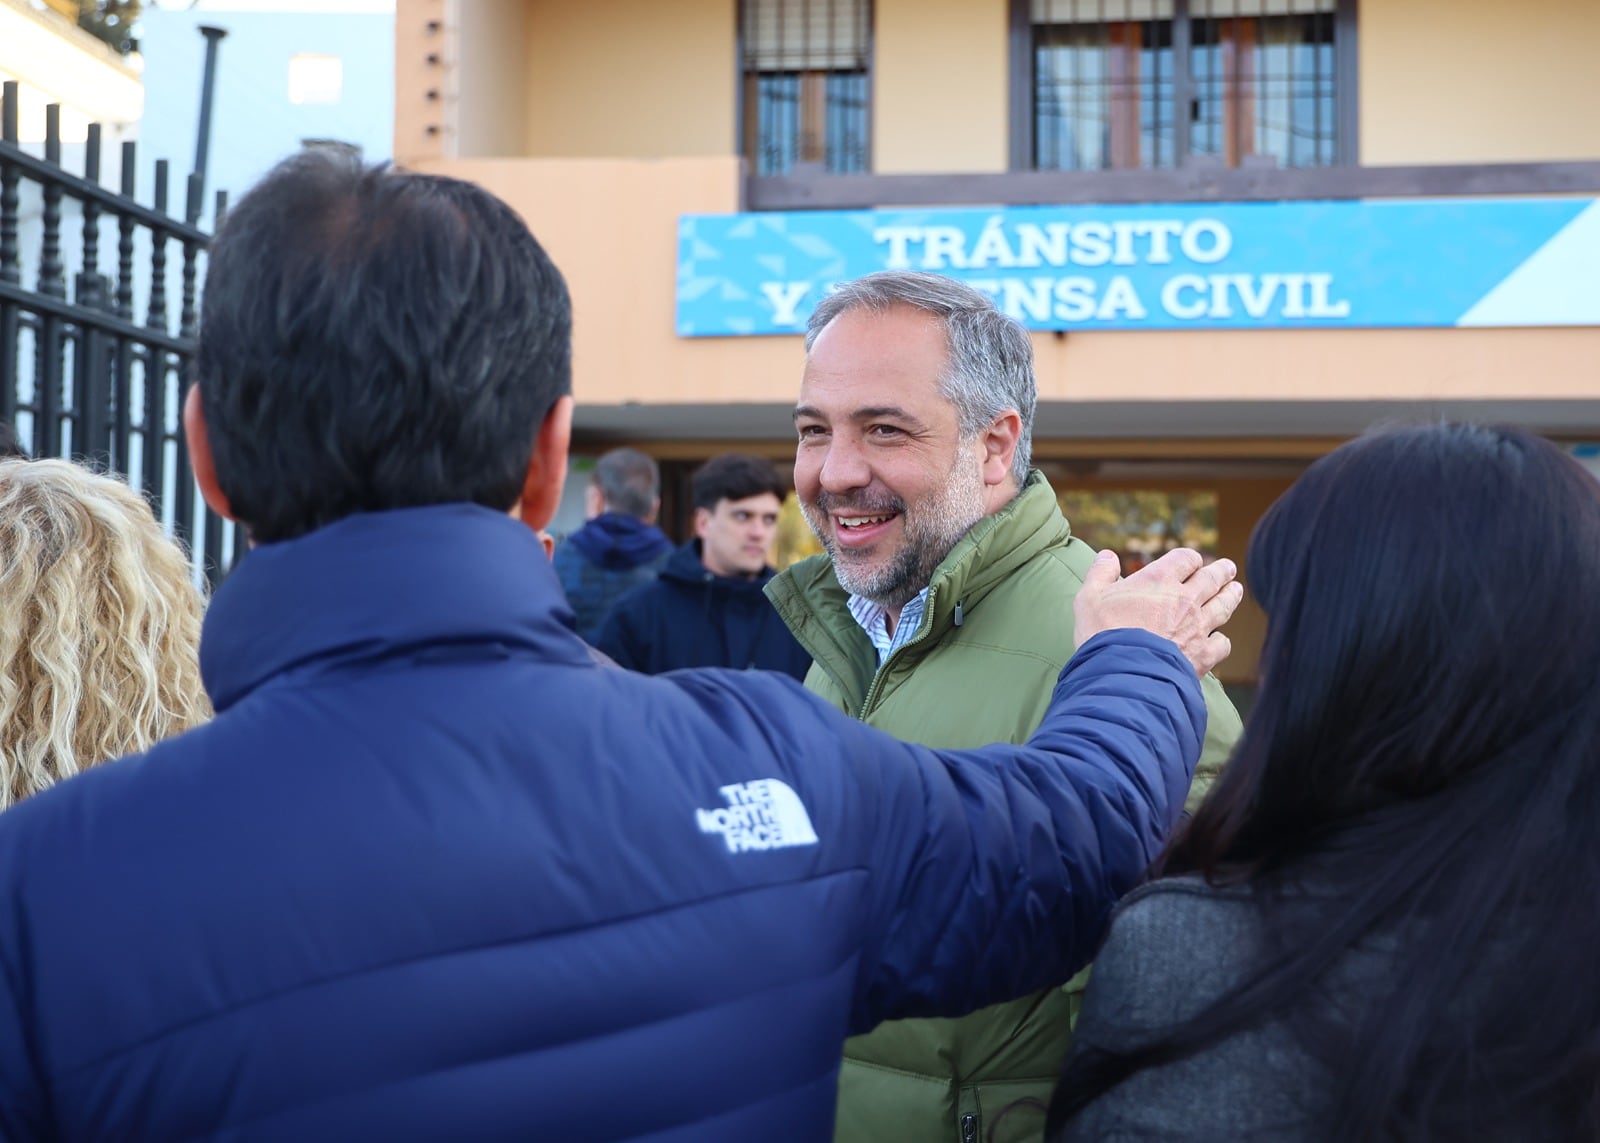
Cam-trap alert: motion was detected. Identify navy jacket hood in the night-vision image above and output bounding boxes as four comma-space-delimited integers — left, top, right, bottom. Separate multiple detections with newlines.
202, 504, 590, 712
564, 512, 672, 571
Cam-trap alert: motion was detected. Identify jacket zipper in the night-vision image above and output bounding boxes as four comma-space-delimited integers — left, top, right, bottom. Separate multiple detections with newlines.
960, 1113, 978, 1143
856, 585, 940, 719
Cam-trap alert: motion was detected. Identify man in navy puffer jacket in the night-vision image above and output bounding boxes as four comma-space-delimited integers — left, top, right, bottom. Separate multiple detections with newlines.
0, 152, 1240, 1142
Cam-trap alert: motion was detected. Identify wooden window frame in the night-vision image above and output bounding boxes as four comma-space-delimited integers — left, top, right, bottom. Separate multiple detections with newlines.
1010, 0, 1358, 172
735, 0, 874, 178
1034, 19, 1175, 171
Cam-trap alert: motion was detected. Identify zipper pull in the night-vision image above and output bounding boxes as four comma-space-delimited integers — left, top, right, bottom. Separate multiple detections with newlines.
960, 1113, 978, 1143
953, 600, 964, 627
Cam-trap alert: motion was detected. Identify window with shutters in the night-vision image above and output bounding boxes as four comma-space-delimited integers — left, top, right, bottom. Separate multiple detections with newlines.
740, 0, 871, 175
1027, 0, 1353, 171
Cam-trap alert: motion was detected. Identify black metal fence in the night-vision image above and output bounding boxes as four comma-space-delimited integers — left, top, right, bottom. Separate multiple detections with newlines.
0, 79, 243, 586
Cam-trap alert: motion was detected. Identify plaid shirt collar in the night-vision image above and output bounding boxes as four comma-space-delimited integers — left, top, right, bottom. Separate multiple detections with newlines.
845, 588, 931, 665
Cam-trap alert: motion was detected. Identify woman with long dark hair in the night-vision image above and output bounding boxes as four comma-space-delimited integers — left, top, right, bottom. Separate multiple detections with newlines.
1047, 423, 1600, 1141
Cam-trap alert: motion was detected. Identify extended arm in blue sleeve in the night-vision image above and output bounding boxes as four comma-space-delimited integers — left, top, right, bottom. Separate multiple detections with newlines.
846, 629, 1206, 1033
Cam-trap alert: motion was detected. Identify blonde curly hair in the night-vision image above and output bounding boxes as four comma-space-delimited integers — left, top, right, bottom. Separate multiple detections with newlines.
0, 459, 210, 809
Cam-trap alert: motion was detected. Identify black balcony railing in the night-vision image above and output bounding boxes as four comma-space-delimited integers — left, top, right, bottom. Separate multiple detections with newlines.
0, 79, 244, 587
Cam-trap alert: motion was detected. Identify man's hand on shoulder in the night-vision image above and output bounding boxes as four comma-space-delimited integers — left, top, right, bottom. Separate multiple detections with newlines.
1074, 548, 1243, 676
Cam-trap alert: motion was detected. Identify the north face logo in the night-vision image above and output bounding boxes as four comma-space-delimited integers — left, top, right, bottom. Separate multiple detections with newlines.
696, 780, 819, 854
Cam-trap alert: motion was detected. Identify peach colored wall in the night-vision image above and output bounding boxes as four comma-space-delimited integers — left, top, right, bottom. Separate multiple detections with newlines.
1361, 0, 1600, 164
400, 0, 1600, 168
457, 0, 529, 158
873, 0, 1010, 174
1031, 326, 1600, 404
522, 0, 736, 158
412, 156, 811, 410
394, 0, 448, 167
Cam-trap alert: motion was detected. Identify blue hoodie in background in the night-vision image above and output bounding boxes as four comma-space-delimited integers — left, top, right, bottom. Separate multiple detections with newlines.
552, 513, 673, 642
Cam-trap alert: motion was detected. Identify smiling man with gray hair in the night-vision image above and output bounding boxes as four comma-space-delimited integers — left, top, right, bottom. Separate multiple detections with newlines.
766, 270, 1243, 1143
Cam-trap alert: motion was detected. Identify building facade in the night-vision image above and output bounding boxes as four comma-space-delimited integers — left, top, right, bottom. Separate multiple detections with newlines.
0, 0, 141, 149
392, 0, 1600, 688
1, 0, 143, 464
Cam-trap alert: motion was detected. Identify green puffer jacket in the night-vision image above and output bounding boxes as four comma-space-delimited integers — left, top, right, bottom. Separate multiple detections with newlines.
765, 472, 1243, 1143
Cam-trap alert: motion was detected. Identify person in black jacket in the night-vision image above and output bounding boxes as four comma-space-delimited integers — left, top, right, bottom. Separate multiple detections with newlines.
596, 453, 812, 679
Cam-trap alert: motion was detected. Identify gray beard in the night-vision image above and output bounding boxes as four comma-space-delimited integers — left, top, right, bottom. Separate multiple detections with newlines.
804, 454, 987, 609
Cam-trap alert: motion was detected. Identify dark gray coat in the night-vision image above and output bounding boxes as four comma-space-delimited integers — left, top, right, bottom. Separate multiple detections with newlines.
1054, 877, 1559, 1142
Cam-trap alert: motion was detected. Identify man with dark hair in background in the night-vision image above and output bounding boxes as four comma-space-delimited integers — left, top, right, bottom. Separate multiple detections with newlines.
596, 452, 812, 679
0, 151, 1240, 1142
553, 447, 672, 642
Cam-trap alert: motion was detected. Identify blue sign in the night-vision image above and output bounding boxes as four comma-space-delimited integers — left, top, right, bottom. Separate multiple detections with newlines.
676, 198, 1600, 336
